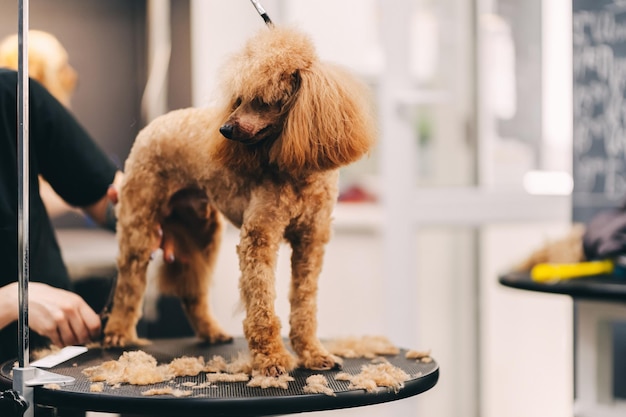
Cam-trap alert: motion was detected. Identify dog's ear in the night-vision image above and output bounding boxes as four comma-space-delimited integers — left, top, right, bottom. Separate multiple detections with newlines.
283, 71, 301, 109
269, 63, 377, 173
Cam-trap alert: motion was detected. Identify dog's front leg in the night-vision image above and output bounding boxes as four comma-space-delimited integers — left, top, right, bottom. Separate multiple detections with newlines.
238, 221, 296, 376
287, 225, 339, 370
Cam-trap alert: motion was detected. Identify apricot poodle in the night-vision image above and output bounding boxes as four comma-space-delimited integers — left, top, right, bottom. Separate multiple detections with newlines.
103, 26, 376, 376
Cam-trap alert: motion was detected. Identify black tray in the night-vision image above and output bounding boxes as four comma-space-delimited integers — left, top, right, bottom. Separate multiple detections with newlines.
499, 271, 626, 301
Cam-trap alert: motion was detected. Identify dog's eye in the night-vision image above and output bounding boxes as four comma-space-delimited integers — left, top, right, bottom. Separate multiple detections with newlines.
232, 97, 242, 109
252, 98, 271, 111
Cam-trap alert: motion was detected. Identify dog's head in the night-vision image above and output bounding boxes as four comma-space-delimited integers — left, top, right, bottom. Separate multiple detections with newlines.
216, 27, 376, 174
0, 30, 77, 108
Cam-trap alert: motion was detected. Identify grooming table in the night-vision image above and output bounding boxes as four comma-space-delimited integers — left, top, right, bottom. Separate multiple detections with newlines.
500, 272, 626, 417
499, 271, 626, 301
1, 337, 438, 416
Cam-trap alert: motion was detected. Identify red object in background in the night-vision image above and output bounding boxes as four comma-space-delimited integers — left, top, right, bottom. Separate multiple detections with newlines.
338, 185, 377, 203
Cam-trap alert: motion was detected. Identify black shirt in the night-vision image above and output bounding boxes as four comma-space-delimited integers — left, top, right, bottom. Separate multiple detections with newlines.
0, 69, 117, 362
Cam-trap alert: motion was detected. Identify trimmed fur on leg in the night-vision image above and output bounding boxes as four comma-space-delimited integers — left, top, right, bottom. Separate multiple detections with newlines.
238, 217, 297, 376
287, 218, 339, 371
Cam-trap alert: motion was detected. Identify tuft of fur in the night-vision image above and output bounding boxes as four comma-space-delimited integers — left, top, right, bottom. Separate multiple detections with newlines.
513, 224, 586, 272
103, 26, 376, 377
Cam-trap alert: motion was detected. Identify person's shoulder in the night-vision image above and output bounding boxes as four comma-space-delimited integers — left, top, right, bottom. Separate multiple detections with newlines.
0, 69, 64, 117
0, 68, 48, 93
0, 69, 17, 98
0, 68, 17, 84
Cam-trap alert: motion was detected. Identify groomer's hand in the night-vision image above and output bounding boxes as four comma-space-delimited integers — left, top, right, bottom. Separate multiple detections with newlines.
1, 282, 101, 347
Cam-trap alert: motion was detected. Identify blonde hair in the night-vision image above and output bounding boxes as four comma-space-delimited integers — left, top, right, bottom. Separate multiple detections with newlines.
0, 30, 77, 107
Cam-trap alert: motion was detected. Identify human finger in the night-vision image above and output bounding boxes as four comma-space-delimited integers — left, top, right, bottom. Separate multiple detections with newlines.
107, 184, 119, 204
66, 308, 92, 345
42, 323, 63, 347
79, 303, 102, 341
56, 316, 79, 347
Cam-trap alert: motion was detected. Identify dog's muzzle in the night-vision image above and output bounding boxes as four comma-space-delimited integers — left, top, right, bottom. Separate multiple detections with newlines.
219, 124, 235, 139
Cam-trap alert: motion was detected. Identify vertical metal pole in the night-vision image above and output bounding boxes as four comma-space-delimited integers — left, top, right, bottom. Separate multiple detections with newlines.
11, 4, 76, 413
13, 1, 35, 416
17, 0, 30, 371
17, 0, 30, 369
249, 0, 274, 26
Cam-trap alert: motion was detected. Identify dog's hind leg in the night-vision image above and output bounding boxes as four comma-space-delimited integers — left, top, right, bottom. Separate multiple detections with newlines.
103, 204, 158, 347
287, 224, 339, 370
158, 195, 232, 344
103, 163, 174, 347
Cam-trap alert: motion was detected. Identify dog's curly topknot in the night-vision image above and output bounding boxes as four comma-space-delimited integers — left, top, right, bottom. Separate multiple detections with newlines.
222, 27, 318, 104
245, 26, 317, 71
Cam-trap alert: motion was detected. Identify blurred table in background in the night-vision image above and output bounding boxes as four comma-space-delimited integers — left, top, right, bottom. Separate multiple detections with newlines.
500, 272, 626, 417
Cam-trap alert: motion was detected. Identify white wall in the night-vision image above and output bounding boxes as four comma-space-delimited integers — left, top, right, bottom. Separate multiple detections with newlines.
190, 0, 275, 107
481, 223, 574, 417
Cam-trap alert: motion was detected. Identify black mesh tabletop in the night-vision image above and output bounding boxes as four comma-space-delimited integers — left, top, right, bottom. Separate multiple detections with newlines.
1, 337, 438, 416
500, 271, 626, 301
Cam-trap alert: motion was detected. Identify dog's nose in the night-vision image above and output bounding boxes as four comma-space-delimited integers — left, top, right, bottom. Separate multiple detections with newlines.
219, 124, 234, 139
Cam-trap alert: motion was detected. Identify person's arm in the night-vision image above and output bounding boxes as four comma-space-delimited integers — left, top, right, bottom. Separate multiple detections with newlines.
0, 284, 16, 331
0, 282, 101, 346
81, 170, 123, 227
30, 77, 119, 221
39, 176, 78, 218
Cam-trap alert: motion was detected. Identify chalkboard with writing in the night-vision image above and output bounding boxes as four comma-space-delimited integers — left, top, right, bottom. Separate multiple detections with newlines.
573, 1, 626, 402
573, 0, 626, 222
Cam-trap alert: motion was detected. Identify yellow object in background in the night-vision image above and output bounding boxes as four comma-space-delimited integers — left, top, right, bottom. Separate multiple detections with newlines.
531, 260, 614, 282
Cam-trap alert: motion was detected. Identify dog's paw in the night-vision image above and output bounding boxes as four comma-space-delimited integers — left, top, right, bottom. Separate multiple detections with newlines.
299, 352, 343, 371
253, 351, 297, 377
102, 333, 146, 348
264, 365, 288, 377
199, 330, 233, 345
102, 333, 126, 347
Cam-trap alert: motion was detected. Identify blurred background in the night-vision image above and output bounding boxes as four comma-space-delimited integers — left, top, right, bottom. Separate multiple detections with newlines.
0, 0, 579, 416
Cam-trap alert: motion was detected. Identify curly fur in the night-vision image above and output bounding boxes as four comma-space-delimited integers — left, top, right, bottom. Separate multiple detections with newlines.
103, 27, 376, 376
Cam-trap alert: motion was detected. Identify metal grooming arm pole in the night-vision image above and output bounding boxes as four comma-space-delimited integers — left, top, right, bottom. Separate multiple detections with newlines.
16, 0, 30, 376
249, 0, 274, 27
10, 1, 74, 416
